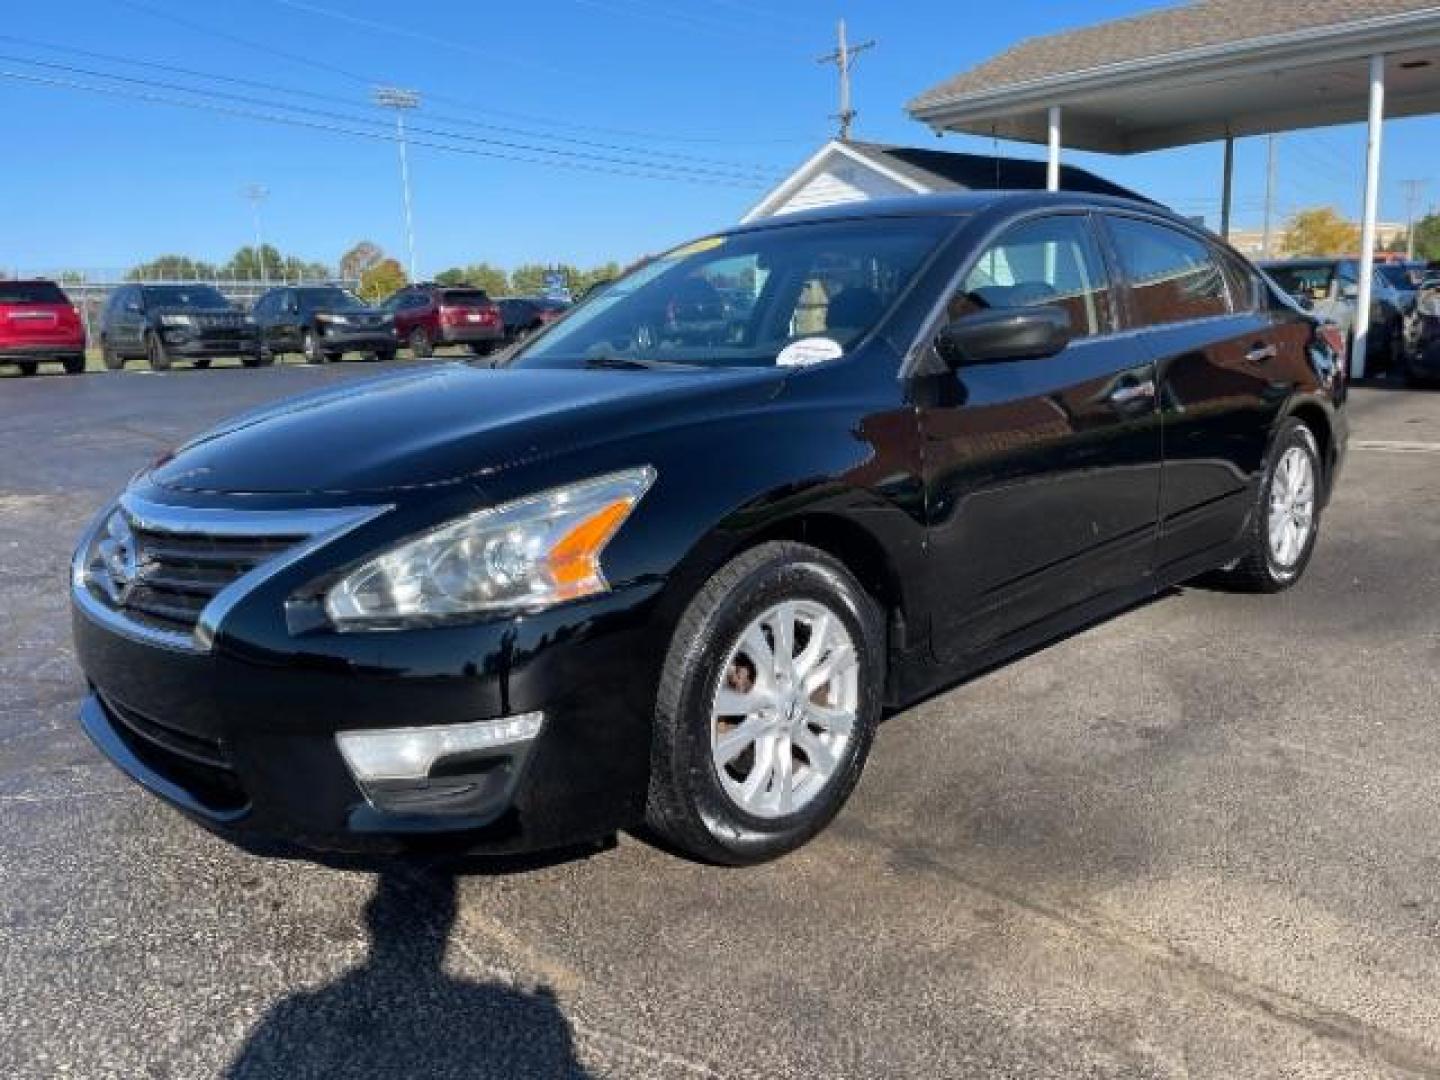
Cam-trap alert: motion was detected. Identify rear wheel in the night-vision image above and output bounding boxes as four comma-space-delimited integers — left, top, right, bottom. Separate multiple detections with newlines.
374, 349, 397, 363
16, 361, 37, 377
145, 331, 172, 372
193, 357, 212, 370
408, 327, 433, 359
242, 349, 271, 368
62, 355, 84, 375
645, 542, 884, 865
1216, 419, 1322, 593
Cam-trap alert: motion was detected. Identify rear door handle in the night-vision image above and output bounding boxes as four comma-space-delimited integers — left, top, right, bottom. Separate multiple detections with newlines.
1246, 343, 1278, 364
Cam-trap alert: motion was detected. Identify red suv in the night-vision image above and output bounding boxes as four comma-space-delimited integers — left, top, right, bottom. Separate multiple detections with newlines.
1, 280, 87, 376
381, 284, 504, 358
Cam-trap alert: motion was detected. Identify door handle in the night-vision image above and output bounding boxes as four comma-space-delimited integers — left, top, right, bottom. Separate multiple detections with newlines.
1245, 343, 1278, 364
1108, 378, 1156, 405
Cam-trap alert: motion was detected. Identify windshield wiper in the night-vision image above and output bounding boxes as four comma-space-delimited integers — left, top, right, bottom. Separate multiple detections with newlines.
583, 353, 695, 371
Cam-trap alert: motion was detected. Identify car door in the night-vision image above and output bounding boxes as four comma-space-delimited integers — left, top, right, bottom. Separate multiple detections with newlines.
273, 289, 304, 351
1100, 214, 1280, 575
118, 287, 145, 353
919, 212, 1163, 663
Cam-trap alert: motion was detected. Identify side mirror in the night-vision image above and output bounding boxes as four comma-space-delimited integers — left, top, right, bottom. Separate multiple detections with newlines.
936, 306, 1071, 368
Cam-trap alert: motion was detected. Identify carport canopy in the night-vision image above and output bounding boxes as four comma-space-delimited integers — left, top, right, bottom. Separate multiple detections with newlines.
907, 1, 1440, 376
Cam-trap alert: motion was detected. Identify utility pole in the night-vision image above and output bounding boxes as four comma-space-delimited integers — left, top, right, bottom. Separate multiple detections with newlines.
816, 19, 874, 141
373, 85, 420, 281
242, 184, 270, 287
1261, 135, 1278, 258
1400, 178, 1429, 259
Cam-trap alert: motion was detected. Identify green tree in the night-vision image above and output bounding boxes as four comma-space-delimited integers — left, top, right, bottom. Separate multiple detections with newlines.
358, 257, 407, 301
1409, 213, 1440, 262
126, 254, 220, 281
509, 262, 548, 296
1280, 207, 1361, 257
436, 262, 509, 295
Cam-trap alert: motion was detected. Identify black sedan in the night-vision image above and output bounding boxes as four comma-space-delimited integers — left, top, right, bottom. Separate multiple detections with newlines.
71, 193, 1347, 865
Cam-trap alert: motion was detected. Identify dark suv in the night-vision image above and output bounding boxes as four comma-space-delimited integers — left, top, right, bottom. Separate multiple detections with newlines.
252, 286, 396, 364
382, 284, 503, 357
71, 193, 1347, 866
100, 284, 261, 371
0, 279, 87, 375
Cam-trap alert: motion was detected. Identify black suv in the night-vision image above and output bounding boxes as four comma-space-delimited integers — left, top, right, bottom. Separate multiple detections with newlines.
251, 286, 396, 364
100, 284, 261, 371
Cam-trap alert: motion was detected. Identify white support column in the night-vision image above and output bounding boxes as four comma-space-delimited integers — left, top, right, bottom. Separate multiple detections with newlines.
1047, 106, 1061, 191
1354, 53, 1386, 379
1220, 135, 1235, 240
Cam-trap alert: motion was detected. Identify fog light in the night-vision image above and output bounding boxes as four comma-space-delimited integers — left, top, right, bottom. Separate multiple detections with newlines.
336, 712, 544, 783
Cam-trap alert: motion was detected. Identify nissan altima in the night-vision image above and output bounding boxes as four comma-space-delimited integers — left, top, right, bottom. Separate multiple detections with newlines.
72, 193, 1347, 865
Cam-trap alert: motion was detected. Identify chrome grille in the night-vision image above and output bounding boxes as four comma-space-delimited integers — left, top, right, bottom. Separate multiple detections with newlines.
73, 495, 388, 652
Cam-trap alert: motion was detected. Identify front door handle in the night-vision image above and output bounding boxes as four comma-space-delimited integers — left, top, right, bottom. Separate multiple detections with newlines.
1246, 343, 1278, 364
1108, 378, 1156, 405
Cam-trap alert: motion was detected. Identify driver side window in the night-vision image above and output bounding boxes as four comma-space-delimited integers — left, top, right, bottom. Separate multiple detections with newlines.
948, 215, 1113, 341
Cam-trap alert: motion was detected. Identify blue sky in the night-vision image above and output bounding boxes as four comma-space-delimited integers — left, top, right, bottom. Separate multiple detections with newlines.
3, 0, 1437, 278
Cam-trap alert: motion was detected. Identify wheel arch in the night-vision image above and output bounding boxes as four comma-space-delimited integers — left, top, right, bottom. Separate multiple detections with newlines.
1283, 398, 1336, 503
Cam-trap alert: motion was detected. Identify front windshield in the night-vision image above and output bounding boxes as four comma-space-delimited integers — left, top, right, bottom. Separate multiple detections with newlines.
1379, 264, 1414, 289
140, 285, 230, 309
297, 287, 367, 311
512, 217, 949, 370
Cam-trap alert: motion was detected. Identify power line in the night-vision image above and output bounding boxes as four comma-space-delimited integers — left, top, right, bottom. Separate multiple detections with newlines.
113, 0, 814, 147
0, 68, 769, 189
0, 52, 777, 184
0, 34, 779, 174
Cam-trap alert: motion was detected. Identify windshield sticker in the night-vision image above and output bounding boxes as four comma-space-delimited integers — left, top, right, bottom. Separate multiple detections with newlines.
776, 337, 844, 368
666, 236, 726, 259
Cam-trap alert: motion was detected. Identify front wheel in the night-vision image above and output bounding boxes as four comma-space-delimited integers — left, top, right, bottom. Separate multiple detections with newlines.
63, 355, 85, 375
101, 339, 124, 371
145, 332, 171, 372
16, 361, 37, 377
373, 349, 397, 363
645, 542, 885, 865
1217, 419, 1323, 592
408, 327, 433, 358
303, 329, 325, 364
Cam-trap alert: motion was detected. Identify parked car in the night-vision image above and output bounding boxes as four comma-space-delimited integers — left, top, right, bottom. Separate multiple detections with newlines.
71, 192, 1346, 865
1377, 261, 1423, 314
252, 286, 396, 364
1401, 286, 1440, 385
0, 279, 86, 376
495, 298, 545, 343
100, 284, 260, 371
381, 283, 504, 358
1260, 258, 1406, 374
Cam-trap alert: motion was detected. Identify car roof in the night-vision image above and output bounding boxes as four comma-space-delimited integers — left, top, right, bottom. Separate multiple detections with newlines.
1259, 258, 1347, 267
724, 190, 1181, 234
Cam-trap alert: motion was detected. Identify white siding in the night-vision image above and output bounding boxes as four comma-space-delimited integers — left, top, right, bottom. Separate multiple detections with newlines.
770, 160, 916, 217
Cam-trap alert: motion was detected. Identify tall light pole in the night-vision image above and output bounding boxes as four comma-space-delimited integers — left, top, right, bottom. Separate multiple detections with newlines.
242, 184, 270, 286
373, 85, 420, 281
816, 20, 874, 141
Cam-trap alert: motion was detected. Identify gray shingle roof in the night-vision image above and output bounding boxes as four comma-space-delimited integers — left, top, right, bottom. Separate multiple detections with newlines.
844, 140, 1153, 202
910, 0, 1440, 108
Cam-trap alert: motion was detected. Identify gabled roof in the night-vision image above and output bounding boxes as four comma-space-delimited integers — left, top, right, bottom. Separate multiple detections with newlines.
843, 141, 1148, 201
741, 139, 1151, 222
911, 0, 1440, 108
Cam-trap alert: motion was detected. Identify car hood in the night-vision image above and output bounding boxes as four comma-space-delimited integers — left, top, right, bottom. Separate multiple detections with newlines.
150, 362, 783, 495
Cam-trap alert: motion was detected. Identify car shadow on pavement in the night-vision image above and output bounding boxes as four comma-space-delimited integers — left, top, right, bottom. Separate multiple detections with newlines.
226, 869, 593, 1079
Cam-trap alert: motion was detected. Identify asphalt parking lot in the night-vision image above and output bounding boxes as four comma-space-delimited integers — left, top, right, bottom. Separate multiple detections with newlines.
2, 364, 1439, 1079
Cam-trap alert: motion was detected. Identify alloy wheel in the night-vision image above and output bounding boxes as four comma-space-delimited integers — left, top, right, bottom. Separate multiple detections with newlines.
1268, 445, 1316, 570
710, 599, 859, 819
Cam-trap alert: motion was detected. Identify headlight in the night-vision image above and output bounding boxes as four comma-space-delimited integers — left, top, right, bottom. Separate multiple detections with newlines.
316, 313, 350, 326
160, 314, 194, 327
324, 466, 656, 627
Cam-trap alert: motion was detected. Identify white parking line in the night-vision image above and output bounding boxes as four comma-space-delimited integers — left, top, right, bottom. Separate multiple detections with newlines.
1353, 440, 1440, 454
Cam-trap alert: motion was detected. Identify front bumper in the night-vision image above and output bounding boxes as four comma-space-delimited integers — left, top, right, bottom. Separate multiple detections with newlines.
319, 327, 396, 352
72, 572, 667, 857
159, 330, 260, 358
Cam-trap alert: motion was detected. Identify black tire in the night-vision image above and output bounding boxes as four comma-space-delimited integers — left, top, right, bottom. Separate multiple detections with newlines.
644, 542, 885, 865
16, 361, 37, 377
62, 355, 85, 376
409, 327, 434, 359
145, 331, 172, 372
374, 349, 397, 363
469, 342, 495, 357
303, 329, 325, 365
193, 357, 212, 370
100, 339, 124, 371
242, 349, 272, 368
1215, 419, 1323, 593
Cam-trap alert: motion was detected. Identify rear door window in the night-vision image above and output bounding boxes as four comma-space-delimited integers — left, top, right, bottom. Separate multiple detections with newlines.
1107, 217, 1232, 327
